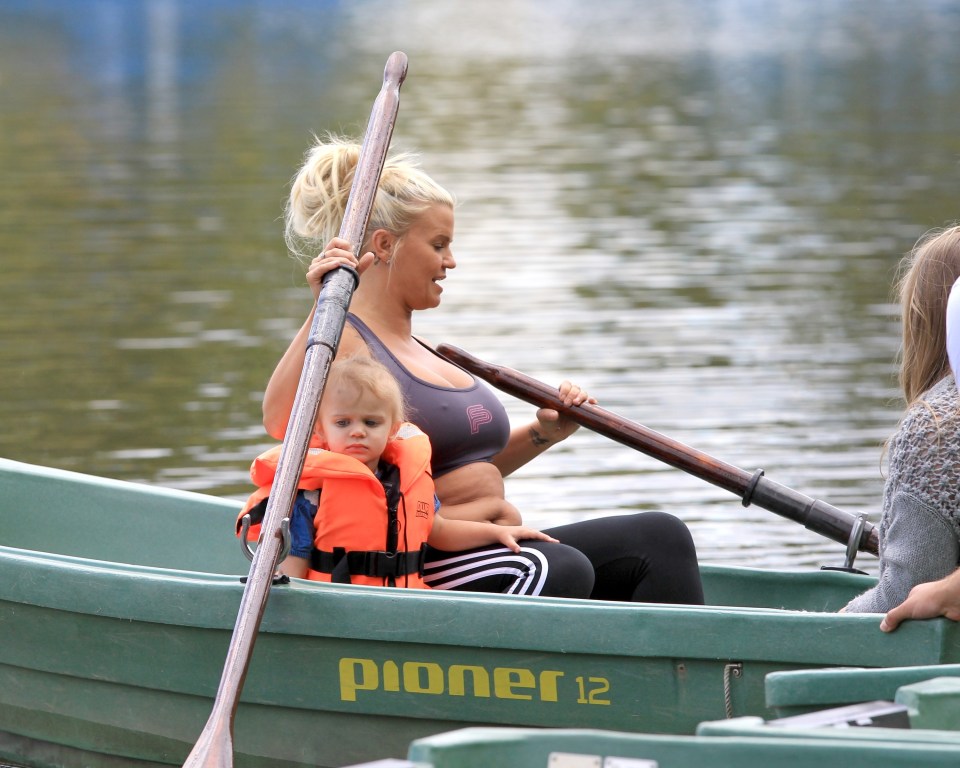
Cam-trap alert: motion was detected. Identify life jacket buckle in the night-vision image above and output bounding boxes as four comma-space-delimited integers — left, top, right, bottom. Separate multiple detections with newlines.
354, 549, 422, 579
368, 550, 393, 577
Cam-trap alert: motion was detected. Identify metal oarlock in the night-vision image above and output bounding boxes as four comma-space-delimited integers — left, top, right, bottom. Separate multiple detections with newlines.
821, 511, 869, 575
843, 512, 868, 570
239, 514, 291, 564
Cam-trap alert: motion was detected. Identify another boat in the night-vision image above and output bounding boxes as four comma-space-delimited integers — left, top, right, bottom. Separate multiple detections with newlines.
401, 717, 960, 768
396, 676, 960, 767
765, 662, 960, 719
2, 456, 959, 768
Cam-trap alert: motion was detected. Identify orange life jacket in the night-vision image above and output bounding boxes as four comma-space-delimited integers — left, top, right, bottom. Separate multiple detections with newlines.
238, 424, 435, 588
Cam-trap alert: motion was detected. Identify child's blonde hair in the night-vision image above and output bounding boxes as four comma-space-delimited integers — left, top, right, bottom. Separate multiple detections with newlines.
320, 355, 406, 428
285, 134, 455, 263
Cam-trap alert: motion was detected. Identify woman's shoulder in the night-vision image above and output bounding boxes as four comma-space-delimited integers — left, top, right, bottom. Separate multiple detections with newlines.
888, 375, 960, 508
889, 378, 956, 460
900, 375, 957, 425
337, 324, 370, 357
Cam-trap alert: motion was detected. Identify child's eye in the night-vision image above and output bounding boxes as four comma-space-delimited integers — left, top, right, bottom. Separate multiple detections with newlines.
335, 419, 350, 428
365, 419, 382, 428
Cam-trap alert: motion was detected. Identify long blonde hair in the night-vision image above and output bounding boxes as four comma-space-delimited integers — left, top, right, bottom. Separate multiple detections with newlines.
897, 224, 960, 405
284, 134, 455, 262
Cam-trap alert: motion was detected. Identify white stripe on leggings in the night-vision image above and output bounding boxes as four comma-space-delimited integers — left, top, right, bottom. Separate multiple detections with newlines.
423, 547, 549, 596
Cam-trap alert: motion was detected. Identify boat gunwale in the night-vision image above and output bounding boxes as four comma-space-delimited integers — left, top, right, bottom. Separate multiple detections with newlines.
1, 542, 957, 669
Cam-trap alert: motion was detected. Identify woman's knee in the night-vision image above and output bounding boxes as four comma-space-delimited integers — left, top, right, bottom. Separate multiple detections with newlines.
526, 541, 595, 598
553, 512, 699, 563
631, 511, 698, 558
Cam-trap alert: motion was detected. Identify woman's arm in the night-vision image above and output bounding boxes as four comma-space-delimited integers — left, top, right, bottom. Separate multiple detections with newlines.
491, 381, 596, 477
428, 515, 558, 553
262, 239, 372, 438
843, 490, 958, 614
262, 310, 314, 439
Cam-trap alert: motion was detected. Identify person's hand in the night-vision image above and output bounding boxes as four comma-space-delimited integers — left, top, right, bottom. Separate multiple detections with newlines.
306, 237, 375, 300
533, 381, 597, 443
880, 572, 960, 632
492, 526, 559, 553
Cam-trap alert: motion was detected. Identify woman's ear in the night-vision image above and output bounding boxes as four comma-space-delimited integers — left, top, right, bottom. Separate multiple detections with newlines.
369, 229, 397, 263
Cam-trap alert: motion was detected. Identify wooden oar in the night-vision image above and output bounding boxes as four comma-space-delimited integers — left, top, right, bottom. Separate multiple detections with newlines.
436, 343, 879, 558
183, 52, 408, 768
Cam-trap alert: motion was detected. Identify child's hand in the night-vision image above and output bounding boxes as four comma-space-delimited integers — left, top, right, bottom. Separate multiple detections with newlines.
493, 526, 559, 553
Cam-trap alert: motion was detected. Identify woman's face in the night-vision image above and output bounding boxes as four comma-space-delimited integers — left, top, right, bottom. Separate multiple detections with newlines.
392, 203, 455, 311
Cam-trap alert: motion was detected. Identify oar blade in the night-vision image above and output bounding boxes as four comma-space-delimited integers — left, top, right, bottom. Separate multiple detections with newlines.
182, 707, 234, 768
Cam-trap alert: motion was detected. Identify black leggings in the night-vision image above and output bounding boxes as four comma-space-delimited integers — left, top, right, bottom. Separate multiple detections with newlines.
423, 511, 704, 605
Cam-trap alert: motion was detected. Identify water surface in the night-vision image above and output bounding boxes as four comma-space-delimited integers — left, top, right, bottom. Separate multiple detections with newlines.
3, 0, 960, 572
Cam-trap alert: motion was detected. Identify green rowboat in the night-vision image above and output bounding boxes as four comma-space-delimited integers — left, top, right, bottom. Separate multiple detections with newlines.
396, 674, 960, 767
400, 724, 960, 768
766, 662, 960, 719
2, 456, 958, 768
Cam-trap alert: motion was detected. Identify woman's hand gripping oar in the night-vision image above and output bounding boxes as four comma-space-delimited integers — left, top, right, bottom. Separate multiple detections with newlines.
436, 343, 878, 559
182, 52, 408, 768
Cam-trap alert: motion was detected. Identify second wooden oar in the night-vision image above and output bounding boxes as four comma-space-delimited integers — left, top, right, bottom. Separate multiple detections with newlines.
183, 52, 408, 768
436, 343, 879, 558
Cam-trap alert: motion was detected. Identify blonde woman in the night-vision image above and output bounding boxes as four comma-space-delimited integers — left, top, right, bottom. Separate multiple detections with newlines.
260, 137, 704, 603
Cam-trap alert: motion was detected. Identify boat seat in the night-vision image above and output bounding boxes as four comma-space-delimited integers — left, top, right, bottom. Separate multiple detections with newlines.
765, 662, 960, 719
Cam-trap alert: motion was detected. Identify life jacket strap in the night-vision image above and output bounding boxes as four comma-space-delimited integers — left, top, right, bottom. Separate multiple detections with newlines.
311, 544, 427, 581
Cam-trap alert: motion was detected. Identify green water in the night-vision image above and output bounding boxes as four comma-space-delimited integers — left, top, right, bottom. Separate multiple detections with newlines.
2, 0, 959, 571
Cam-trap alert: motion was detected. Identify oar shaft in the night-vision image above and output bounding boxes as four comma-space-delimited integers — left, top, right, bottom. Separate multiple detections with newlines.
183, 53, 408, 768
277, 50, 408, 555
436, 343, 878, 557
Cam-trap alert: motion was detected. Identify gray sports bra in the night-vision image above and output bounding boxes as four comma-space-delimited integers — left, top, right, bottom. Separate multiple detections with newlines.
346, 314, 511, 478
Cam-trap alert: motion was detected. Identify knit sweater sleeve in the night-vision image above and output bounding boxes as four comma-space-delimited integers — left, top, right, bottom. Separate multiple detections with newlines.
844, 376, 960, 613
843, 491, 957, 613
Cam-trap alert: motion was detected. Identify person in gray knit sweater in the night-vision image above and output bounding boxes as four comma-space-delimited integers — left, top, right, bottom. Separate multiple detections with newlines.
844, 225, 960, 615
879, 267, 960, 629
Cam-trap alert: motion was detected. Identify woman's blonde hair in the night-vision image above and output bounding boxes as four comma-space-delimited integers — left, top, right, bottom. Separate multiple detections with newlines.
284, 134, 455, 262
321, 355, 407, 428
897, 224, 960, 404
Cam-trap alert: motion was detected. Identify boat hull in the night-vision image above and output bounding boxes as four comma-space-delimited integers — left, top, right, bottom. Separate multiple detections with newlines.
2, 457, 959, 767
404, 723, 960, 768
765, 663, 960, 719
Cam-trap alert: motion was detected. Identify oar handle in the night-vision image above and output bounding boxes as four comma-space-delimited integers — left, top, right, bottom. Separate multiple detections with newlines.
183, 53, 408, 768
436, 343, 879, 557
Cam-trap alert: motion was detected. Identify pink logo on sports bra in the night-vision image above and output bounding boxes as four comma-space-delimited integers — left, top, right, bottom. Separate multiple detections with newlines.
466, 404, 493, 434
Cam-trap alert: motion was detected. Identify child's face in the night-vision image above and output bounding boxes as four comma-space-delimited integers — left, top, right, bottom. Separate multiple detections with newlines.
315, 385, 398, 472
